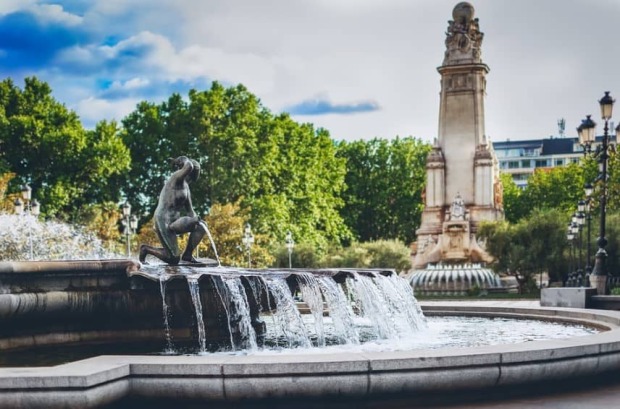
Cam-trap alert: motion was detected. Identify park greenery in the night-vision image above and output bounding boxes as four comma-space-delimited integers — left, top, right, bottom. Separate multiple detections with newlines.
1, 76, 620, 283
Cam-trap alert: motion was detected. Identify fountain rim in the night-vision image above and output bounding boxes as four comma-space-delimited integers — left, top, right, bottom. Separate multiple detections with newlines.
2, 302, 620, 406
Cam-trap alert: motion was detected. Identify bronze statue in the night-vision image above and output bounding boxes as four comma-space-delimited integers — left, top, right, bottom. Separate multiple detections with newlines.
139, 156, 207, 265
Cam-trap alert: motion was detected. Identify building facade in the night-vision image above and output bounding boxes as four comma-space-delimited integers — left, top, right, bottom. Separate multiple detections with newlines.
493, 134, 616, 188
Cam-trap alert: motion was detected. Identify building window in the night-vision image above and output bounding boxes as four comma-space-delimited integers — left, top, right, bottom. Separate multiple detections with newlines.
535, 159, 548, 168
508, 161, 519, 169
556, 159, 564, 166
521, 160, 532, 168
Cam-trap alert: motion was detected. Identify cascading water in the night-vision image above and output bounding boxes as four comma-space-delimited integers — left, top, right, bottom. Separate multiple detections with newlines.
316, 276, 359, 344
408, 263, 504, 295
296, 273, 326, 347
223, 276, 258, 351
147, 266, 426, 354
187, 275, 207, 353
159, 274, 173, 352
264, 277, 312, 348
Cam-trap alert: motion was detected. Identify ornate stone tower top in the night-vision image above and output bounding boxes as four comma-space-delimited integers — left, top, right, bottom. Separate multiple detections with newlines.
413, 2, 502, 269
443, 2, 484, 66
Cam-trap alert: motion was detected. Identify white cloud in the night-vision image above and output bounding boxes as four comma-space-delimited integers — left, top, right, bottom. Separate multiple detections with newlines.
0, 0, 37, 15
113, 77, 150, 90
6, 0, 620, 142
75, 96, 140, 126
29, 4, 82, 26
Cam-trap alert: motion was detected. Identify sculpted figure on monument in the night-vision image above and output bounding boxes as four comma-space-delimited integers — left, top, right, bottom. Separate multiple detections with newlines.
449, 193, 466, 221
139, 156, 207, 265
443, 2, 484, 64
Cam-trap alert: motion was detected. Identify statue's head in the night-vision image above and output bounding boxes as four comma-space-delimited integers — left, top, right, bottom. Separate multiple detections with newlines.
170, 156, 190, 170
189, 159, 200, 183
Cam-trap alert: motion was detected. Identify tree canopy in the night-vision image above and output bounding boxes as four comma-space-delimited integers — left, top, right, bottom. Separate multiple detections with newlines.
336, 137, 430, 244
119, 82, 350, 250
0, 77, 130, 218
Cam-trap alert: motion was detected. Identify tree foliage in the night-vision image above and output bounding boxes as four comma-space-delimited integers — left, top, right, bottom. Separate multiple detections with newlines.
336, 137, 430, 244
121, 82, 350, 250
0, 77, 130, 218
478, 208, 568, 292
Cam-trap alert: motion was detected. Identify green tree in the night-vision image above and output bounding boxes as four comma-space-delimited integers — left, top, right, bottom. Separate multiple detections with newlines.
522, 163, 587, 216
336, 137, 430, 244
0, 77, 130, 217
121, 82, 350, 250
500, 172, 525, 223
478, 208, 568, 292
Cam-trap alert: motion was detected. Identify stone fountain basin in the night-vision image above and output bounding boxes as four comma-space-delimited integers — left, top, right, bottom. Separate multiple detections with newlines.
1, 303, 620, 408
0, 260, 397, 351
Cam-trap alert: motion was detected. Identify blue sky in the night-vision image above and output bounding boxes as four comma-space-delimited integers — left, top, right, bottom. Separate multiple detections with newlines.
1, 0, 619, 142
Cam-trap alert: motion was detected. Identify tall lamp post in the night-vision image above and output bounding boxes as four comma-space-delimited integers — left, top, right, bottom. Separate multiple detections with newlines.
14, 184, 40, 260
121, 202, 138, 258
570, 219, 582, 286
242, 223, 254, 268
567, 230, 575, 286
583, 184, 594, 279
577, 91, 619, 295
285, 230, 295, 269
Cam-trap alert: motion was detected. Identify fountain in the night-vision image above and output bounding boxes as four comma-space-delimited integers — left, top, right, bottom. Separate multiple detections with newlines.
3, 4, 620, 408
2, 156, 620, 408
408, 263, 503, 295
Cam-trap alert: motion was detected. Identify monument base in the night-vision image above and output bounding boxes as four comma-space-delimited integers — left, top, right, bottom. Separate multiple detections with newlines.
589, 274, 607, 295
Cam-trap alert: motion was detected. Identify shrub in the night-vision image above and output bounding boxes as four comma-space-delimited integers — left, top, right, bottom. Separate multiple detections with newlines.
321, 239, 412, 273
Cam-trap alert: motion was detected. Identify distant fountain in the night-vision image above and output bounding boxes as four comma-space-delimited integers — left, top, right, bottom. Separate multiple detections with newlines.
0, 214, 119, 261
408, 263, 502, 295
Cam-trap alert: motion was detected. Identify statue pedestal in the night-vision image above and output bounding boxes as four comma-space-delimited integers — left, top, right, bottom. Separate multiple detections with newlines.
440, 220, 470, 262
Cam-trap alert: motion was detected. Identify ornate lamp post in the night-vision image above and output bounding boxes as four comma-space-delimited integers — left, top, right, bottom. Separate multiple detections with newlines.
570, 220, 581, 286
577, 91, 619, 294
285, 230, 295, 269
583, 184, 594, 279
567, 229, 576, 286
242, 223, 254, 268
121, 202, 138, 258
14, 184, 40, 260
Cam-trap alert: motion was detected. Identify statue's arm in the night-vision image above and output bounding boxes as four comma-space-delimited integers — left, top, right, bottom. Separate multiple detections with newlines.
171, 159, 194, 187
185, 192, 197, 219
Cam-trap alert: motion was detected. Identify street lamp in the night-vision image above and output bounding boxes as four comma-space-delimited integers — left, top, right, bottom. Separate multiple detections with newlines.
583, 184, 594, 279
121, 201, 138, 258
285, 230, 295, 269
14, 184, 40, 260
570, 220, 581, 285
242, 223, 254, 268
577, 91, 619, 294
567, 230, 576, 286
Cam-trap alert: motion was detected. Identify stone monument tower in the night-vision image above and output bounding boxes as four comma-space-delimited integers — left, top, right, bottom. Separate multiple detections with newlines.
413, 2, 503, 269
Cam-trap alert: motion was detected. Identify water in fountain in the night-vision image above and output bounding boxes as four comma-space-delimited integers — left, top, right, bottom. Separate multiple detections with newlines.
409, 263, 503, 295
151, 266, 426, 354
159, 274, 173, 352
264, 276, 312, 348
222, 276, 258, 351
296, 273, 326, 347
187, 275, 207, 353
202, 224, 221, 266
316, 276, 359, 344
0, 214, 121, 260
